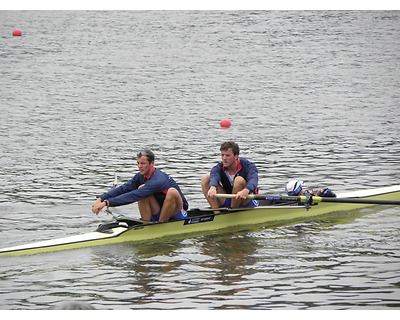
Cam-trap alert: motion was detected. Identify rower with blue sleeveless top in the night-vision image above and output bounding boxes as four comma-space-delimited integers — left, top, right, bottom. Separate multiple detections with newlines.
91, 150, 189, 222
201, 141, 259, 212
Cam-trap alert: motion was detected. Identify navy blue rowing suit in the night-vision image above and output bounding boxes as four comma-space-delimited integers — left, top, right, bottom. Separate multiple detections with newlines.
209, 158, 259, 208
99, 168, 188, 220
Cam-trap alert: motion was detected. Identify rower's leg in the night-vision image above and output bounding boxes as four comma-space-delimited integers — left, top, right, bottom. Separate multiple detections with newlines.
159, 188, 183, 222
137, 185, 160, 221
231, 176, 251, 208
138, 196, 160, 221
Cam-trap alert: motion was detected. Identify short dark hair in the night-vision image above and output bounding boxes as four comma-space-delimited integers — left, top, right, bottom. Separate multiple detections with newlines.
136, 149, 155, 163
220, 141, 239, 155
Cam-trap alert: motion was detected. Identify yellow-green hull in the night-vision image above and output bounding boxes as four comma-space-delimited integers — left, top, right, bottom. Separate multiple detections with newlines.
1, 185, 399, 256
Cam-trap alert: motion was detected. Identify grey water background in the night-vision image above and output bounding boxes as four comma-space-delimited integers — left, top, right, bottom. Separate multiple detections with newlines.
0, 10, 399, 310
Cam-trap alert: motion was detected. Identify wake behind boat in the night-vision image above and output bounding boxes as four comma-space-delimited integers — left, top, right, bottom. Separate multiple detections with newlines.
1, 185, 400, 257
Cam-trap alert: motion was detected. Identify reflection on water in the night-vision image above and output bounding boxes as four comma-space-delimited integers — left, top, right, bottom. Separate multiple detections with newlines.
0, 205, 399, 309
70, 206, 397, 310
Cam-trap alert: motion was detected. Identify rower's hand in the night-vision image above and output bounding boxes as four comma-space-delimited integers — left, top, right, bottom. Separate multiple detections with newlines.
207, 186, 217, 199
91, 198, 105, 215
236, 188, 250, 200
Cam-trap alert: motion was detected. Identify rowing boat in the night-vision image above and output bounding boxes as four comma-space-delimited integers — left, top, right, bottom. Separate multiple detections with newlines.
1, 185, 400, 257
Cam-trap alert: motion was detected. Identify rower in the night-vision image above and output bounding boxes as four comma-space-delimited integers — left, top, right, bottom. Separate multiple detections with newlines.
91, 150, 189, 222
201, 141, 259, 212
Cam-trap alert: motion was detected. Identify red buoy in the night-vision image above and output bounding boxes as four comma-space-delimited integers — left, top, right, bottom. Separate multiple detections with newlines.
220, 119, 231, 128
12, 30, 22, 36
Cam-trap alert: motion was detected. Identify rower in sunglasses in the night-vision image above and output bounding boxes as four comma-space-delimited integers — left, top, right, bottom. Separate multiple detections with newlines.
91, 150, 188, 222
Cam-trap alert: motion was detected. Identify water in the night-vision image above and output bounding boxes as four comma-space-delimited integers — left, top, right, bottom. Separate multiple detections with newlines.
0, 10, 399, 310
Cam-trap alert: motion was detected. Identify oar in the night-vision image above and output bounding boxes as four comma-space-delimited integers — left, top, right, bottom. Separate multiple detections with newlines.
216, 194, 400, 205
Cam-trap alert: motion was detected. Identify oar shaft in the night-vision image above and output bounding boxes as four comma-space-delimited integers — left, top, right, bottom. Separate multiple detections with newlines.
216, 194, 299, 201
310, 197, 400, 205
216, 194, 400, 205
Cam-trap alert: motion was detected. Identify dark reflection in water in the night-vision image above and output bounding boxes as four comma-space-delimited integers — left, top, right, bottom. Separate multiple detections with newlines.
68, 206, 398, 310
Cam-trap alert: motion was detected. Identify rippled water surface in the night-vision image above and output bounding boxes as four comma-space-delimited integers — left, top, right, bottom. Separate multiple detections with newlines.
0, 11, 399, 310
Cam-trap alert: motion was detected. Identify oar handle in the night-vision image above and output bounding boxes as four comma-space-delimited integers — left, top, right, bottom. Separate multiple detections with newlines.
216, 194, 400, 205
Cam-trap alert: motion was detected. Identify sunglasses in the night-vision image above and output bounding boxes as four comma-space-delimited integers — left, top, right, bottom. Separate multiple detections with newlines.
137, 151, 150, 157
137, 151, 155, 162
